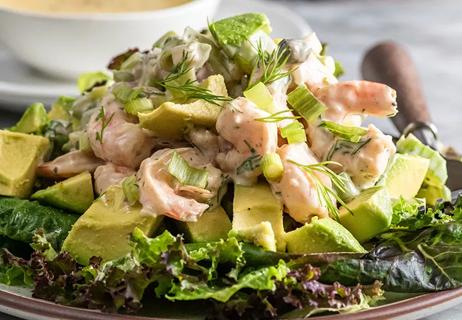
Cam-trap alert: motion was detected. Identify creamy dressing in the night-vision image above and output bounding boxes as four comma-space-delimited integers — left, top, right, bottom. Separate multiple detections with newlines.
0, 0, 191, 14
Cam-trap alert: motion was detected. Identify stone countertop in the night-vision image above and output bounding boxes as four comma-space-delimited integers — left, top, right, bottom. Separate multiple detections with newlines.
274, 0, 462, 150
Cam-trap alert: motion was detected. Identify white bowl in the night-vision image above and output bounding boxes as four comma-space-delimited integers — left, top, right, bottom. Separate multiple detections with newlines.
0, 0, 221, 80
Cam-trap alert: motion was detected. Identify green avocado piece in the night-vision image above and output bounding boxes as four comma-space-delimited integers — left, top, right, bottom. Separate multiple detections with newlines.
139, 75, 228, 139
209, 13, 271, 48
10, 103, 48, 134
380, 154, 429, 199
62, 186, 163, 264
0, 130, 50, 198
339, 187, 392, 243
179, 206, 231, 242
31, 171, 94, 214
417, 183, 451, 206
233, 221, 277, 252
396, 134, 450, 205
285, 217, 366, 254
48, 96, 75, 121
233, 183, 285, 251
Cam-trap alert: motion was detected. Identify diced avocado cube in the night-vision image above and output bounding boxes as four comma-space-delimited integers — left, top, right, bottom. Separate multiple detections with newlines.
62, 186, 163, 264
179, 206, 231, 242
397, 134, 447, 185
31, 171, 94, 214
0, 130, 49, 197
396, 134, 450, 205
139, 75, 228, 139
285, 217, 366, 254
234, 221, 277, 252
48, 96, 75, 121
233, 183, 285, 251
339, 187, 392, 243
10, 103, 48, 134
380, 154, 429, 199
209, 13, 271, 49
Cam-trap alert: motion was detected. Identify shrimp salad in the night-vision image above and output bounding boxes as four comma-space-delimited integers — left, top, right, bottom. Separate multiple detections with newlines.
0, 13, 457, 319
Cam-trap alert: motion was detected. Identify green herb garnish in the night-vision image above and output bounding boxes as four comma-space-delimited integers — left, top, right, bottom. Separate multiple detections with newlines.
250, 41, 291, 88
236, 140, 262, 175
95, 107, 115, 144
289, 160, 350, 220
256, 109, 301, 123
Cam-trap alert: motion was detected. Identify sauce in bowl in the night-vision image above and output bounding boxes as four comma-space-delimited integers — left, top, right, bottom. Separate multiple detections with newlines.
0, 0, 191, 14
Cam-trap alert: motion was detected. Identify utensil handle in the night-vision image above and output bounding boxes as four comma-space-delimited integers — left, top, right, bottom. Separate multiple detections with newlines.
361, 41, 431, 134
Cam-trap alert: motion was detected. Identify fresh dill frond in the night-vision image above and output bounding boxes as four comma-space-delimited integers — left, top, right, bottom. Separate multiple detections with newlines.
236, 140, 262, 175
161, 79, 231, 105
152, 52, 231, 105
256, 109, 301, 123
289, 160, 351, 220
95, 106, 115, 144
251, 41, 291, 88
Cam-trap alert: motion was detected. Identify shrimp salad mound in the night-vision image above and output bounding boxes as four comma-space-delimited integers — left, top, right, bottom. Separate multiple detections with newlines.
0, 13, 458, 319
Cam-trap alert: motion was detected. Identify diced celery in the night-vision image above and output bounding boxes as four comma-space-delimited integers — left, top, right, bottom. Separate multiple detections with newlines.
287, 85, 326, 123
243, 82, 275, 113
124, 98, 153, 116
280, 121, 306, 144
168, 152, 208, 189
319, 120, 367, 143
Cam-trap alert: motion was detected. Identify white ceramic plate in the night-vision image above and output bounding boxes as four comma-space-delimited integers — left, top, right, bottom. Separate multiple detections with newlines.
0, 0, 311, 111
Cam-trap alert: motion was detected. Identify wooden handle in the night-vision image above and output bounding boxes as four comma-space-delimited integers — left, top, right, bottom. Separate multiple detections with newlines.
361, 41, 431, 133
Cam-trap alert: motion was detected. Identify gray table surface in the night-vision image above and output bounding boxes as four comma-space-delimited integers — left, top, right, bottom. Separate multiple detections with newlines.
0, 0, 461, 319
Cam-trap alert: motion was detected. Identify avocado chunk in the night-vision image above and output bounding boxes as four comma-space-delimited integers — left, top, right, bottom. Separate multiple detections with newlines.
396, 134, 449, 204
179, 206, 231, 242
339, 187, 392, 243
209, 13, 271, 49
139, 75, 228, 139
380, 154, 429, 199
48, 96, 75, 121
62, 186, 162, 264
233, 183, 285, 251
10, 103, 48, 134
233, 221, 277, 252
0, 130, 50, 197
285, 217, 366, 254
210, 13, 274, 73
31, 171, 94, 214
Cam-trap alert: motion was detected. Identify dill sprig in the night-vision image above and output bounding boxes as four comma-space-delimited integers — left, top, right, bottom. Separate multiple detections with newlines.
95, 107, 115, 144
250, 41, 291, 88
236, 140, 262, 175
256, 109, 301, 123
153, 53, 230, 106
289, 160, 350, 220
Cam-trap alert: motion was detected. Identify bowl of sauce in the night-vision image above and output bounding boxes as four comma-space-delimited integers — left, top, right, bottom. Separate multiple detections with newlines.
0, 0, 221, 79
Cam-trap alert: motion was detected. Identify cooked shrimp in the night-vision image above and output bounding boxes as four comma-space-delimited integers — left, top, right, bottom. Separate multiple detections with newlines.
87, 96, 155, 169
137, 148, 223, 221
267, 77, 295, 129
314, 81, 397, 123
216, 97, 278, 185
37, 150, 104, 179
326, 124, 396, 188
291, 52, 338, 90
187, 128, 219, 164
270, 143, 333, 223
94, 163, 135, 194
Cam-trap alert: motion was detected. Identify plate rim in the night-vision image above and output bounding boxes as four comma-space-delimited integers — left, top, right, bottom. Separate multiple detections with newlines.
0, 286, 462, 320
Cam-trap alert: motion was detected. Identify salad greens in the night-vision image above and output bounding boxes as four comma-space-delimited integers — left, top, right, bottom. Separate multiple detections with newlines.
0, 11, 460, 320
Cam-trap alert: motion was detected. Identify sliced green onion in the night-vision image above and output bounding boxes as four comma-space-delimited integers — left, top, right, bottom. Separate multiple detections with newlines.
319, 120, 368, 143
77, 71, 110, 94
124, 98, 153, 116
122, 175, 139, 206
168, 152, 208, 189
261, 153, 284, 182
112, 83, 142, 103
280, 121, 307, 144
287, 85, 326, 123
243, 82, 275, 113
